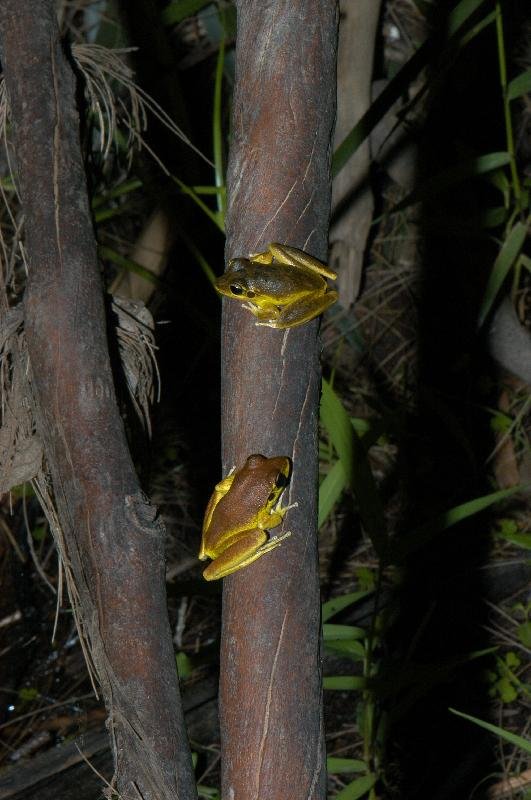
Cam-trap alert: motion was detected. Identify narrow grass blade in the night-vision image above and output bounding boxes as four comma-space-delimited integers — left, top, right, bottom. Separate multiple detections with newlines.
327, 758, 367, 774
321, 380, 387, 555
318, 460, 347, 528
323, 676, 366, 691
177, 227, 217, 286
389, 485, 525, 562
322, 590, 372, 622
446, 0, 490, 36
212, 24, 226, 218
323, 624, 365, 640
172, 175, 225, 232
508, 69, 531, 101
325, 640, 365, 659
334, 773, 377, 800
99, 246, 161, 286
92, 178, 142, 209
477, 220, 528, 328
332, 41, 428, 176
332, 0, 491, 176
391, 152, 511, 214
496, 529, 531, 549
449, 708, 531, 754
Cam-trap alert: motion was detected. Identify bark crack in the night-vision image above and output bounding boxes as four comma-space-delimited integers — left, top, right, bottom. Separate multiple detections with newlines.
254, 608, 288, 800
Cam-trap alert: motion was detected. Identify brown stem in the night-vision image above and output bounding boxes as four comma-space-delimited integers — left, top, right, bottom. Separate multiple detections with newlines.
220, 2, 338, 798
0, 3, 196, 798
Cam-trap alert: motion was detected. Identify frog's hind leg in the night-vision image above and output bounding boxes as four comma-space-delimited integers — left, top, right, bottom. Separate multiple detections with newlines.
257, 290, 338, 329
202, 530, 290, 580
252, 243, 337, 280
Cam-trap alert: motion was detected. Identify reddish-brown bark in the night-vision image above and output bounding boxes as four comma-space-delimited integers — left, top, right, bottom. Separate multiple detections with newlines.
0, 3, 196, 798
220, 2, 338, 798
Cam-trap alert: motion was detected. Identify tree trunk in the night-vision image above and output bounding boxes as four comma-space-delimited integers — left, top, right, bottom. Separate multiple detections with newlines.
0, 3, 196, 798
219, 2, 338, 798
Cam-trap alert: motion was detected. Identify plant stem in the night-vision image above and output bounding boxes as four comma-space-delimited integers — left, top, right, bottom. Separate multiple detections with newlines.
495, 2, 522, 209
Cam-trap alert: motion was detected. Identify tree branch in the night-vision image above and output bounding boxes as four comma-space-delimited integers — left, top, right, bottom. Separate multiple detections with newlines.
0, 3, 196, 798
219, 2, 338, 798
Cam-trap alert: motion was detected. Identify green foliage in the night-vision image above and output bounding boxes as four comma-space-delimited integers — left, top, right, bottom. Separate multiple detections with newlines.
449, 708, 531, 755
327, 758, 367, 774
176, 651, 193, 679
332, 0, 495, 176
320, 380, 387, 556
334, 773, 377, 800
486, 652, 522, 703
18, 687, 39, 703
388, 484, 525, 562
162, 0, 214, 26
494, 519, 531, 549
477, 221, 528, 328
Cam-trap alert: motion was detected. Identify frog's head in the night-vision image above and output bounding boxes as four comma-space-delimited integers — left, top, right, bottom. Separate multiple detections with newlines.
215, 258, 258, 300
242, 454, 292, 511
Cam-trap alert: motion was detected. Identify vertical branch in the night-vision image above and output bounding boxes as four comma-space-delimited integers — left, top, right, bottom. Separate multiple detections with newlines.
220, 2, 338, 798
0, 3, 196, 799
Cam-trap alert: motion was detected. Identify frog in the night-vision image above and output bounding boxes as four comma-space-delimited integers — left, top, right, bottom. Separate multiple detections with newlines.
215, 242, 338, 329
199, 453, 295, 580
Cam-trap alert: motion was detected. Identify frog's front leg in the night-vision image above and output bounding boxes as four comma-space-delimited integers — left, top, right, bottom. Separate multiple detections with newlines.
242, 300, 282, 326
256, 291, 339, 329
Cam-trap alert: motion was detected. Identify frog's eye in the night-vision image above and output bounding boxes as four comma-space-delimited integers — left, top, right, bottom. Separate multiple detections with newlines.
229, 284, 244, 295
275, 472, 288, 489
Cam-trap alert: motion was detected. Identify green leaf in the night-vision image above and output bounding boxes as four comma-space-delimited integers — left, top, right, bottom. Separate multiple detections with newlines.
162, 0, 213, 25
197, 786, 221, 800
318, 460, 347, 528
389, 485, 525, 562
332, 41, 428, 176
332, 0, 491, 176
321, 380, 387, 555
176, 652, 192, 679
323, 624, 366, 641
322, 590, 372, 622
480, 207, 507, 228
172, 175, 225, 232
325, 640, 365, 659
18, 687, 39, 703
508, 69, 531, 101
323, 676, 366, 691
496, 677, 518, 703
334, 772, 377, 800
517, 621, 531, 648
449, 708, 531, 754
392, 152, 511, 213
32, 525, 46, 542
327, 758, 367, 775
92, 179, 143, 209
98, 246, 162, 287
446, 0, 490, 37
495, 528, 531, 550
477, 221, 528, 328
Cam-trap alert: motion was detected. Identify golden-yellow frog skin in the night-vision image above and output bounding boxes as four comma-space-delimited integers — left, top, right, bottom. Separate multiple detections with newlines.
215, 242, 338, 329
199, 454, 294, 581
